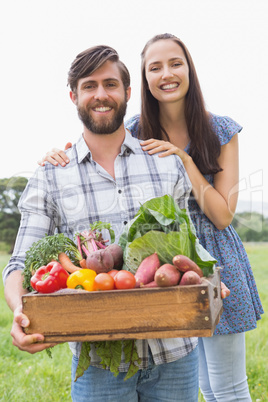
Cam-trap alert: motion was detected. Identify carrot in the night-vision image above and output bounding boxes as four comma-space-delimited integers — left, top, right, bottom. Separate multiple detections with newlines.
58, 252, 82, 273
79, 259, 87, 268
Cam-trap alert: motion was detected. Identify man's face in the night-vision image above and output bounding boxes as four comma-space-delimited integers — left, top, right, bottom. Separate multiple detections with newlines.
71, 61, 130, 134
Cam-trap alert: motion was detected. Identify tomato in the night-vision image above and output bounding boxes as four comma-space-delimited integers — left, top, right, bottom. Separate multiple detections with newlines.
114, 270, 136, 289
94, 273, 115, 291
108, 269, 120, 279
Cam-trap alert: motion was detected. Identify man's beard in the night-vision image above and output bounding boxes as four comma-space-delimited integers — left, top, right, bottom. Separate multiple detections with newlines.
77, 97, 127, 135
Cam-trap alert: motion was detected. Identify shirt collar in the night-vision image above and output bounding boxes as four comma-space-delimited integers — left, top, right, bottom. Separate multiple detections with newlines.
76, 135, 92, 163
76, 129, 138, 163
119, 129, 138, 155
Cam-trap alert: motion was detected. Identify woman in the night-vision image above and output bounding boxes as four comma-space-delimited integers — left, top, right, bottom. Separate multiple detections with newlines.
40, 34, 263, 401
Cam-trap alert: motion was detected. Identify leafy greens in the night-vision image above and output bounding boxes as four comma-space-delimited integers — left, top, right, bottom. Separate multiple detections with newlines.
119, 195, 216, 276
75, 340, 141, 382
22, 233, 82, 291
22, 221, 115, 291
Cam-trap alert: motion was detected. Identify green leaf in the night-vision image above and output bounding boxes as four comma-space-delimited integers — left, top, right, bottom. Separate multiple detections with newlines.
95, 341, 123, 377
141, 194, 177, 219
75, 342, 91, 382
90, 221, 115, 243
45, 347, 53, 359
122, 195, 179, 243
123, 340, 141, 381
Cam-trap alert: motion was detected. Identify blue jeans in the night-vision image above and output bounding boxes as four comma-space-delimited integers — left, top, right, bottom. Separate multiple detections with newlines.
71, 346, 199, 401
199, 333, 251, 401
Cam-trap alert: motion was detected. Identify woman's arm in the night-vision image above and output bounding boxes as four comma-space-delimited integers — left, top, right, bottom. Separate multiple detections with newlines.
141, 134, 239, 230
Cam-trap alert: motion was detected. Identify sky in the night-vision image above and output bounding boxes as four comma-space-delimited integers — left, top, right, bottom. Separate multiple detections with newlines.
1, 0, 268, 214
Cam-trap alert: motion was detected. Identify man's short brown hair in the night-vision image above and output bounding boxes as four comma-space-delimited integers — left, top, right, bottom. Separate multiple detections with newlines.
68, 45, 130, 93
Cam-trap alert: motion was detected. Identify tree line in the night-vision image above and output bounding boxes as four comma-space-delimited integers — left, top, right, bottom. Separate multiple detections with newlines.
0, 177, 28, 252
0, 177, 267, 253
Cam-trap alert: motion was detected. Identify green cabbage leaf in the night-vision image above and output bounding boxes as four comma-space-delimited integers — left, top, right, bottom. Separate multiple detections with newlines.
119, 195, 216, 277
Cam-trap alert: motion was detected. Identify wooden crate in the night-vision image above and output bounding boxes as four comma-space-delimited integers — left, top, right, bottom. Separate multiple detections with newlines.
22, 268, 223, 342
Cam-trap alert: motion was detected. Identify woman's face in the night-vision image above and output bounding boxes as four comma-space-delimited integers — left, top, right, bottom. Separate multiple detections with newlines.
144, 39, 189, 105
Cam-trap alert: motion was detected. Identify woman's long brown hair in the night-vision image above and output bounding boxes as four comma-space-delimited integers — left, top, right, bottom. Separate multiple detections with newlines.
139, 33, 222, 175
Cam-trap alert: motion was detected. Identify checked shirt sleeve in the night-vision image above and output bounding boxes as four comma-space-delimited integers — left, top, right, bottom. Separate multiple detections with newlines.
2, 168, 58, 284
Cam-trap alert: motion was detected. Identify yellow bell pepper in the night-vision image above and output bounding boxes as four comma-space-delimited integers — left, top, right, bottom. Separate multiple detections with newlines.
67, 269, 97, 291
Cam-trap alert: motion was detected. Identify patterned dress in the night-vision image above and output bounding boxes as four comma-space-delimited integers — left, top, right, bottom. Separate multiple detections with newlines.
126, 113, 264, 335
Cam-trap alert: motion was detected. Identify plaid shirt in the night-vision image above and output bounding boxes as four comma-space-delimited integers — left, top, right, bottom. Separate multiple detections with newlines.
3, 131, 197, 370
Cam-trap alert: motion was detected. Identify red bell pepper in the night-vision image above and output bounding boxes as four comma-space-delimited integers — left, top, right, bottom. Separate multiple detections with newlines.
30, 261, 69, 293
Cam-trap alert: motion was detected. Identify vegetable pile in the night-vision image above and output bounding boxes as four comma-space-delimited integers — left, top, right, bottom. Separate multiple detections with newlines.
23, 221, 116, 291
22, 195, 217, 382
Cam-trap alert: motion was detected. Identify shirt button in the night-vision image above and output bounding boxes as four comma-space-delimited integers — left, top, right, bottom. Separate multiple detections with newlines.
118, 189, 122, 194
124, 221, 128, 225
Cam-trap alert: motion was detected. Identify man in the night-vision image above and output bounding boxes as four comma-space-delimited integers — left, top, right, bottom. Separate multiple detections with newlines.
3, 45, 198, 401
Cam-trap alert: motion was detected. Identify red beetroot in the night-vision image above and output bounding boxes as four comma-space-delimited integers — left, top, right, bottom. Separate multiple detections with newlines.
86, 249, 114, 274
105, 244, 124, 269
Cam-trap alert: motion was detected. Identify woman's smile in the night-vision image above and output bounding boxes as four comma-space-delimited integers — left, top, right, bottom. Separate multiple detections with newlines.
160, 82, 179, 91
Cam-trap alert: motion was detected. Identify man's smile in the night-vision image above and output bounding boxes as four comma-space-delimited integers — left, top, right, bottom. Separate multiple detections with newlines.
93, 106, 113, 113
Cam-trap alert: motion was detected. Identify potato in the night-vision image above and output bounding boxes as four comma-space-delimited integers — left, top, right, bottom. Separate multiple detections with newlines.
135, 252, 161, 287
154, 264, 181, 287
172, 255, 203, 277
179, 270, 201, 286
140, 280, 158, 288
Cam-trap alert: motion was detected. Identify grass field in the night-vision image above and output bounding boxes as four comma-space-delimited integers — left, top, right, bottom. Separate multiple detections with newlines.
0, 244, 267, 401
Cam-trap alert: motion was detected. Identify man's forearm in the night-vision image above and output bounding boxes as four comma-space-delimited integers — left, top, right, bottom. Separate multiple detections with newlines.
4, 270, 28, 312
